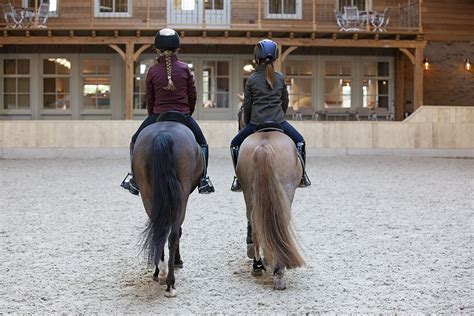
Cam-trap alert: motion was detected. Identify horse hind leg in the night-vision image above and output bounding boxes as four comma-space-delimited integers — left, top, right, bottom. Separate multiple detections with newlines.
153, 252, 168, 285
174, 226, 183, 269
273, 264, 286, 290
251, 239, 265, 276
165, 228, 180, 298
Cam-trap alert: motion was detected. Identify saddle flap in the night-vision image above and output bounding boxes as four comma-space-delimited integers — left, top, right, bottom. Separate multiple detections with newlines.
156, 111, 190, 128
254, 121, 283, 133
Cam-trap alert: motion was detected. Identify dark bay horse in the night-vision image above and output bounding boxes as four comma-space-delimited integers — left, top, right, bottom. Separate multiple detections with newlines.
132, 120, 203, 297
236, 106, 305, 289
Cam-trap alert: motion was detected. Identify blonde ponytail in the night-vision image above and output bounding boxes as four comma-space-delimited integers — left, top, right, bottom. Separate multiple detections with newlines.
159, 50, 176, 91
265, 62, 276, 90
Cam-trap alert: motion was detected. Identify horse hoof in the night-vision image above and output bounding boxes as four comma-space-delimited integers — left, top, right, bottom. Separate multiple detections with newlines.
158, 276, 167, 285
252, 269, 263, 277
274, 279, 286, 290
174, 259, 184, 269
247, 244, 255, 259
165, 288, 177, 298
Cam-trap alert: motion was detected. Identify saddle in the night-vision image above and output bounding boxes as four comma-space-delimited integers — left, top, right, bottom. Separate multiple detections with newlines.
254, 121, 284, 133
156, 111, 191, 129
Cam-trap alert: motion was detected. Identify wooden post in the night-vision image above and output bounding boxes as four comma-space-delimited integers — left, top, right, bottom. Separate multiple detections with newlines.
274, 44, 283, 72
257, 0, 262, 29
91, 0, 94, 22
312, 0, 316, 31
275, 46, 297, 73
34, 0, 38, 28
125, 42, 134, 120
395, 51, 405, 121
414, 46, 424, 110
366, 3, 369, 32
418, 0, 423, 33
146, 0, 150, 24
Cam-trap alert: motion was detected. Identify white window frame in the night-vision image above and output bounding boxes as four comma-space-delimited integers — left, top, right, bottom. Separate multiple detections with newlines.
359, 56, 394, 112
0, 56, 34, 115
265, 0, 302, 20
80, 56, 113, 115
94, 0, 132, 18
22, 0, 59, 17
40, 55, 74, 115
284, 57, 314, 112
201, 59, 231, 110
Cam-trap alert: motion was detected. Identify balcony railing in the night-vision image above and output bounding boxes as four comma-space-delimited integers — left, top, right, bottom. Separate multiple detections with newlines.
0, 0, 422, 33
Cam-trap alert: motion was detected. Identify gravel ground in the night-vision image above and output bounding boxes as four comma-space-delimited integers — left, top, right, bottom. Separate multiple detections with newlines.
0, 150, 473, 313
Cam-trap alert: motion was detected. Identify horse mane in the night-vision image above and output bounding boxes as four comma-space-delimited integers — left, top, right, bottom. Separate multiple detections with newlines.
251, 139, 304, 269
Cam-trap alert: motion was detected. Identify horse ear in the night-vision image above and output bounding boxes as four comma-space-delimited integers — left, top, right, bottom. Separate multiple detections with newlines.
237, 93, 244, 102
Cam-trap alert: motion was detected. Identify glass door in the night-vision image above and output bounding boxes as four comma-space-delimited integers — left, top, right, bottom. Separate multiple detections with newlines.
167, 0, 202, 26
167, 0, 230, 27
204, 0, 230, 27
195, 58, 232, 119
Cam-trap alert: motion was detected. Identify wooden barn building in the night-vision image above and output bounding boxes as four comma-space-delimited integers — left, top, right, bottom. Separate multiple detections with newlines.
0, 0, 472, 121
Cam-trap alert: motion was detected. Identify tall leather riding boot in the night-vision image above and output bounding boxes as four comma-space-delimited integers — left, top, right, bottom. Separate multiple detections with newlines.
198, 144, 215, 194
230, 145, 242, 192
120, 142, 139, 195
296, 142, 311, 188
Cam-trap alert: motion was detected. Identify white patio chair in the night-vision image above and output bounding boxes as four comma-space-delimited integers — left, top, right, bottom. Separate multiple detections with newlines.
334, 9, 347, 31
355, 107, 374, 121
372, 7, 391, 32
373, 107, 392, 121
36, 2, 50, 28
343, 6, 360, 31
2, 3, 23, 29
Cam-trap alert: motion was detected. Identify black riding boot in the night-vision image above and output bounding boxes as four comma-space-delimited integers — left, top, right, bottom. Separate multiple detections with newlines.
230, 145, 242, 192
296, 142, 311, 188
120, 142, 139, 195
198, 144, 215, 194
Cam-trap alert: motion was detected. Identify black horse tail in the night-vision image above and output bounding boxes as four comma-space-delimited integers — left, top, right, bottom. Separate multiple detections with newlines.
142, 132, 182, 266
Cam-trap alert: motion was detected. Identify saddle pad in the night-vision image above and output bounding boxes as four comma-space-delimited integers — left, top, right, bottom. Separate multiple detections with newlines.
255, 121, 283, 133
156, 111, 190, 128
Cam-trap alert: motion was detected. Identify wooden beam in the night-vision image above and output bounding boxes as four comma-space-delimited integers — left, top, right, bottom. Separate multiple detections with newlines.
414, 46, 424, 110
133, 44, 151, 61
124, 42, 134, 120
0, 36, 427, 49
280, 46, 298, 63
109, 44, 126, 61
400, 48, 415, 65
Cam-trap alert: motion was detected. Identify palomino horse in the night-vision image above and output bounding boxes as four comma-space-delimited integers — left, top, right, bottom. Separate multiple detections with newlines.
236, 97, 305, 290
132, 115, 204, 297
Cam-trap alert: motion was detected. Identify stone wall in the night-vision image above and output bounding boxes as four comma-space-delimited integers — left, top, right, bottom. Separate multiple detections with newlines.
1, 106, 473, 158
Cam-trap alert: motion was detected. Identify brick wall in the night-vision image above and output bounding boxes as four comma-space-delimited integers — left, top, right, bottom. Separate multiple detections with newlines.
423, 42, 474, 107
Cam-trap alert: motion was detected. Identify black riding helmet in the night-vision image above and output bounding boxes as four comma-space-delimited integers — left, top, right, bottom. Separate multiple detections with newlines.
254, 39, 279, 62
154, 28, 180, 51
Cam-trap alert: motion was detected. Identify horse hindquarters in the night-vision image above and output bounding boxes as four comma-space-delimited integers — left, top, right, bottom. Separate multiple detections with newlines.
141, 132, 182, 295
251, 140, 304, 272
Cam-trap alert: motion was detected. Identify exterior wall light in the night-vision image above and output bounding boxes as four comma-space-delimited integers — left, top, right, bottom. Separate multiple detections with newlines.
465, 58, 471, 71
423, 58, 429, 70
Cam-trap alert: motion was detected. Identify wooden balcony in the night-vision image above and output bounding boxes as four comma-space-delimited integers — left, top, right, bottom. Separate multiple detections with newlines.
1, 0, 422, 34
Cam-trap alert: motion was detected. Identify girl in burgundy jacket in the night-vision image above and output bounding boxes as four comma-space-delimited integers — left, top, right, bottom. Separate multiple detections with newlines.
121, 28, 215, 195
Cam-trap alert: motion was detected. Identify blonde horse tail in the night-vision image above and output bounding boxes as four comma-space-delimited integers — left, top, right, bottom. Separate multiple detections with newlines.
251, 140, 304, 269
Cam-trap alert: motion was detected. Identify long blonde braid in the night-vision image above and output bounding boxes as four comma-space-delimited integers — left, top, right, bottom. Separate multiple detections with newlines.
159, 50, 176, 91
